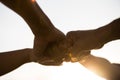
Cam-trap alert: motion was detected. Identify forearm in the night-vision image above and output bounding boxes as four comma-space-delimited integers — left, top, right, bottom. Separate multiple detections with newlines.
96, 18, 120, 45
79, 54, 120, 80
0, 48, 32, 76
18, 0, 57, 37
109, 18, 120, 40
1, 0, 57, 37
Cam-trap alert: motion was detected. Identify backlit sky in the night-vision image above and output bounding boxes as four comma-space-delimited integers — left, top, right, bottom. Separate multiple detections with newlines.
0, 0, 120, 80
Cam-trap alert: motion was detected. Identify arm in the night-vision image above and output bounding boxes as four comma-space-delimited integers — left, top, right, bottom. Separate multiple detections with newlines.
80, 55, 120, 80
0, 49, 32, 76
0, 0, 57, 37
66, 18, 120, 54
95, 18, 120, 46
0, 0, 67, 65
0, 0, 64, 43
79, 54, 120, 80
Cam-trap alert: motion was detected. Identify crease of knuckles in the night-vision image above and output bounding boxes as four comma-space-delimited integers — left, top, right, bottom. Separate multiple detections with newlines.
31, 37, 90, 65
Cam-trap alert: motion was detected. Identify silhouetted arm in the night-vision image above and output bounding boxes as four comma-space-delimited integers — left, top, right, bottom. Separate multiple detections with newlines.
0, 0, 57, 37
0, 0, 67, 65
95, 18, 120, 46
0, 49, 32, 76
79, 54, 120, 80
66, 18, 120, 54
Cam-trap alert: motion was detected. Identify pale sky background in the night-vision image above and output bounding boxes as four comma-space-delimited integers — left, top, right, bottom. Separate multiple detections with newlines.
0, 0, 120, 80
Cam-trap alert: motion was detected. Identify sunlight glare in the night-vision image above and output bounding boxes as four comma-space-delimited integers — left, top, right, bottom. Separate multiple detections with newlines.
50, 62, 105, 80
31, 0, 35, 3
0, 62, 106, 80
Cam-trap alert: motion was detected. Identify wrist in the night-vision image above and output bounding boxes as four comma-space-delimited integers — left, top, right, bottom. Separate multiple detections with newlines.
26, 49, 33, 63
110, 18, 120, 40
96, 18, 120, 45
79, 54, 92, 64
95, 25, 112, 46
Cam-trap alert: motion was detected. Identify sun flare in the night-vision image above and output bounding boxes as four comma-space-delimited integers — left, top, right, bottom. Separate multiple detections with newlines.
49, 62, 106, 80
1, 62, 106, 80
31, 0, 35, 3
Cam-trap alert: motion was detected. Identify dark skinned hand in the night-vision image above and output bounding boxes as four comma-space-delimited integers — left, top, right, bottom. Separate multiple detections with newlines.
30, 29, 70, 66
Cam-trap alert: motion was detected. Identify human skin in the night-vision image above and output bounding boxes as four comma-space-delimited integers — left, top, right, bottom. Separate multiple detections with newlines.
0, 49, 32, 76
66, 18, 120, 55
0, 0, 69, 65
79, 54, 120, 80
1, 0, 120, 78
0, 0, 69, 76
66, 18, 120, 80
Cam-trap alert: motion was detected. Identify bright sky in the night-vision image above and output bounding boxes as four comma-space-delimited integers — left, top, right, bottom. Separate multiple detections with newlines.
0, 0, 120, 80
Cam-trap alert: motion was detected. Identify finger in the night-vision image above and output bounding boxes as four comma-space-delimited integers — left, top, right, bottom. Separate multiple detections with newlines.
38, 57, 62, 66
77, 50, 90, 59
71, 39, 91, 56
39, 60, 62, 66
70, 50, 90, 63
71, 40, 82, 54
30, 37, 48, 62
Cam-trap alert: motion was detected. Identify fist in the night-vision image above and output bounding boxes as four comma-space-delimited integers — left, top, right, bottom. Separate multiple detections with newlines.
30, 29, 69, 66
66, 30, 104, 55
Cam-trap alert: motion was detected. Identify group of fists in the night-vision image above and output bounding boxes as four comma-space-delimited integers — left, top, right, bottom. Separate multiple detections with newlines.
1, 0, 118, 66
30, 28, 104, 66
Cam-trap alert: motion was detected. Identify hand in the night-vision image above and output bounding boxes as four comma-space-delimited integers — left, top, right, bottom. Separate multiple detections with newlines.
66, 30, 104, 55
68, 51, 90, 63
30, 29, 69, 66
